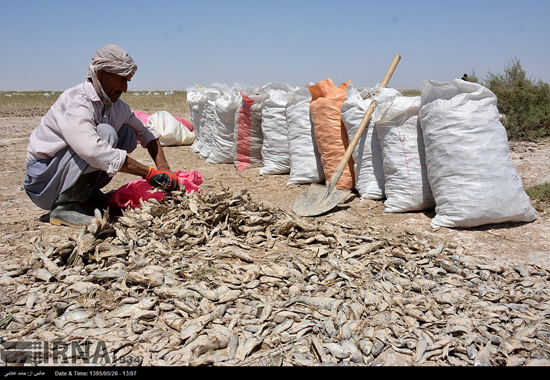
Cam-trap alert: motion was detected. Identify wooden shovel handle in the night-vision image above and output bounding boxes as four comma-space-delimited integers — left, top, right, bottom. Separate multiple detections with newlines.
380, 54, 402, 89
326, 54, 401, 192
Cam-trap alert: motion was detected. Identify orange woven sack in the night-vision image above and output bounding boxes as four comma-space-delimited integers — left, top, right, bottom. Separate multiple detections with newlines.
308, 78, 355, 190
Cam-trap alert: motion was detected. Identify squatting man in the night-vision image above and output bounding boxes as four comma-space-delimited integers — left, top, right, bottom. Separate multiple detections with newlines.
23, 44, 180, 228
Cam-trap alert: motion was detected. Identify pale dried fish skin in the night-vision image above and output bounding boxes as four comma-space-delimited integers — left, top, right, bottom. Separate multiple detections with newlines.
7, 188, 548, 367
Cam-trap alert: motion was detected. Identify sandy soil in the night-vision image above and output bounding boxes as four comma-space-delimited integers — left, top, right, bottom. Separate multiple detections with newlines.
1, 116, 549, 273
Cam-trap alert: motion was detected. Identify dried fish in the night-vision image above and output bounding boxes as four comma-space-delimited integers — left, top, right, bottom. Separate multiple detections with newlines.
323, 342, 351, 360
55, 309, 93, 328
340, 340, 363, 363
0, 188, 547, 367
25, 293, 39, 310
235, 336, 264, 361
283, 296, 343, 313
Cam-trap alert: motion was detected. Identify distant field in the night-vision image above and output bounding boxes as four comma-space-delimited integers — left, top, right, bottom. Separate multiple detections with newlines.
0, 91, 61, 117
121, 91, 190, 117
399, 89, 421, 97
1, 88, 420, 118
0, 90, 190, 118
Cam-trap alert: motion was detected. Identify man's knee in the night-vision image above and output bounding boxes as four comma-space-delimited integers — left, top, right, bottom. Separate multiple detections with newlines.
117, 124, 137, 153
97, 124, 118, 147
96, 123, 137, 152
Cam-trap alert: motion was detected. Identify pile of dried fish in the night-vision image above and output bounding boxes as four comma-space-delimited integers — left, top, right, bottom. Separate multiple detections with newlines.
1, 189, 550, 366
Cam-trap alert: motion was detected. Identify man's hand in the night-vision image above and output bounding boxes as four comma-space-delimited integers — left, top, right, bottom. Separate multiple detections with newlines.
145, 167, 179, 191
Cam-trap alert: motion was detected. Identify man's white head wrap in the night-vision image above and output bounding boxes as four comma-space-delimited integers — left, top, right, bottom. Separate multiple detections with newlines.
86, 44, 137, 105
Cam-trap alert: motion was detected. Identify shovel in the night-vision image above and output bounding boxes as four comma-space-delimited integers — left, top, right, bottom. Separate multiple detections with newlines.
292, 54, 401, 217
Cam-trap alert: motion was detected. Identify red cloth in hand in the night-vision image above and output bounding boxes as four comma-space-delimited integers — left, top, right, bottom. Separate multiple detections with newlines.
105, 170, 203, 209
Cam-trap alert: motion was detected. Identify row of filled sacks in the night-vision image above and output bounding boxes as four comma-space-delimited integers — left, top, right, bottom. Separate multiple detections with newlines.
186, 83, 325, 184
186, 79, 536, 229
186, 83, 263, 168
309, 78, 536, 228
185, 80, 429, 207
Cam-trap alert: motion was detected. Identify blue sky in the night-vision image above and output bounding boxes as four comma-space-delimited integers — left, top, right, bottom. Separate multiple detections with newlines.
1, 0, 549, 91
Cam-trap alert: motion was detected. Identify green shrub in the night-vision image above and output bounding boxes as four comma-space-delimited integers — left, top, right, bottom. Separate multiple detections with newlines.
526, 182, 550, 211
483, 58, 550, 141
462, 70, 480, 84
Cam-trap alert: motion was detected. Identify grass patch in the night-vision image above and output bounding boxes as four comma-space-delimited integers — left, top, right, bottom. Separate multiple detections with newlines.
196, 266, 218, 285
526, 182, 550, 211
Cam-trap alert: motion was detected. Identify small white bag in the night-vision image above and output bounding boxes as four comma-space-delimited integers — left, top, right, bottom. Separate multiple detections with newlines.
147, 110, 195, 146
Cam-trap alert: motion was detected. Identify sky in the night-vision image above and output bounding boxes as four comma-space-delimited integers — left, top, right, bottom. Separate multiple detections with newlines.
1, 0, 549, 91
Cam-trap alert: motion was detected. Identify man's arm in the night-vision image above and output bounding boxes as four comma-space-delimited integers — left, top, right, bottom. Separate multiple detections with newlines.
146, 139, 172, 172
119, 155, 149, 177
118, 139, 178, 191
118, 139, 173, 176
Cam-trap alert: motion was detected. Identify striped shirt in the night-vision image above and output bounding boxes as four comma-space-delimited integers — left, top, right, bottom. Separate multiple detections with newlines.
26, 81, 160, 176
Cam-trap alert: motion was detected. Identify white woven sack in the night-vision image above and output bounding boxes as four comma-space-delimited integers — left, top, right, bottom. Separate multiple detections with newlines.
198, 88, 221, 160
419, 79, 536, 228
258, 84, 297, 175
341, 86, 390, 200
186, 86, 219, 158
186, 86, 206, 154
147, 111, 195, 146
206, 85, 241, 164
375, 96, 435, 212
286, 86, 324, 185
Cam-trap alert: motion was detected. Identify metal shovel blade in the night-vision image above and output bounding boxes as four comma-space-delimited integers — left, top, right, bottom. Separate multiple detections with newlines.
292, 183, 351, 217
